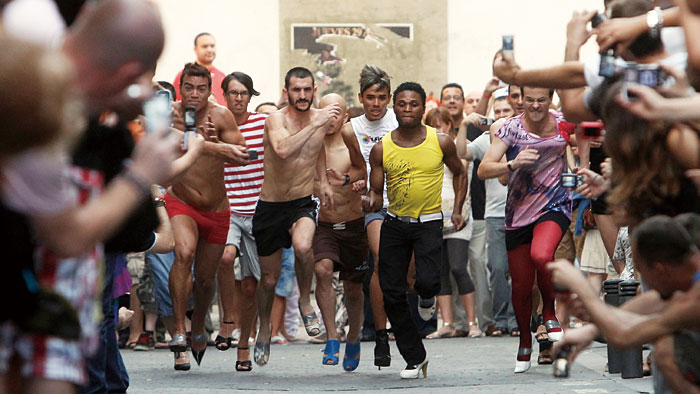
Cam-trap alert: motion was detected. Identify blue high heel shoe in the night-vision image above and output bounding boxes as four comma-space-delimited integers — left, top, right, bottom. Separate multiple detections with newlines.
343, 341, 361, 371
323, 340, 340, 365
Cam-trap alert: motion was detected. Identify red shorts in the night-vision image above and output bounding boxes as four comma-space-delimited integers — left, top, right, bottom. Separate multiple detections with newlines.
164, 193, 229, 244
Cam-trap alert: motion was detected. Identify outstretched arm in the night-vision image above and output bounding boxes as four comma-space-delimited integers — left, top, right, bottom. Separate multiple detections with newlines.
493, 53, 587, 90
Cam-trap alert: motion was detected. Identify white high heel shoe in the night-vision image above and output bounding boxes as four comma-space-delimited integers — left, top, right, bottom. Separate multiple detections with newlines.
544, 320, 564, 342
514, 348, 532, 373
400, 356, 429, 379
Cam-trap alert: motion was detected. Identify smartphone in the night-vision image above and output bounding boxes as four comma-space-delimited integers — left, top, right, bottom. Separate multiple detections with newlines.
580, 121, 604, 139
246, 150, 259, 161
156, 89, 172, 108
143, 94, 170, 134
184, 106, 197, 131
598, 49, 617, 78
502, 35, 514, 52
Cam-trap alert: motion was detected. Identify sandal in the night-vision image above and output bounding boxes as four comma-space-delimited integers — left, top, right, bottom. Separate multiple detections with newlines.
322, 339, 340, 365
426, 322, 456, 339
236, 347, 253, 372
468, 322, 483, 338
215, 335, 232, 351
343, 341, 361, 372
510, 328, 520, 337
490, 327, 505, 337
300, 307, 322, 337
538, 341, 553, 365
535, 322, 549, 344
125, 341, 137, 349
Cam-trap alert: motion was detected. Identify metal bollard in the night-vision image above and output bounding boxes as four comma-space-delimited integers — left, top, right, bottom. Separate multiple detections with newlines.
618, 280, 643, 379
603, 278, 623, 374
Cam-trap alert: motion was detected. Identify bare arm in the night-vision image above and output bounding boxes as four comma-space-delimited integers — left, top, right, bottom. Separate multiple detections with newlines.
666, 123, 700, 169
493, 53, 588, 89
440, 134, 467, 230
30, 129, 178, 258
474, 77, 500, 116
315, 143, 334, 210
148, 186, 174, 254
559, 87, 598, 123
362, 142, 385, 213
477, 136, 510, 180
266, 105, 338, 160
340, 122, 367, 183
167, 130, 205, 183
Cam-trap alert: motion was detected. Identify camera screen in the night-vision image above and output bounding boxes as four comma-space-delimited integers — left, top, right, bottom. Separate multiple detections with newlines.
638, 69, 658, 87
184, 107, 196, 129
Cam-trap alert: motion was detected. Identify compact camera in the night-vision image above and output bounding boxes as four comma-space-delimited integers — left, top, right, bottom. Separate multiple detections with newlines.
245, 150, 259, 161
598, 49, 618, 78
581, 121, 604, 139
502, 35, 514, 52
623, 62, 667, 87
481, 117, 495, 126
560, 173, 583, 188
591, 12, 607, 28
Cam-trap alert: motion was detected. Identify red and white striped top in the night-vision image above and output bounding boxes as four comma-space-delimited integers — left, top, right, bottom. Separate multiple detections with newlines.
225, 112, 266, 216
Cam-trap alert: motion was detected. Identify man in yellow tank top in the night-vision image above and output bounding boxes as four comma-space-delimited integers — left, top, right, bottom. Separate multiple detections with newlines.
363, 82, 467, 379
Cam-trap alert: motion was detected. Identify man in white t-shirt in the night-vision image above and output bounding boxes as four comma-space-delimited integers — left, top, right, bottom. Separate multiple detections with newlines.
344, 64, 397, 368
461, 92, 521, 336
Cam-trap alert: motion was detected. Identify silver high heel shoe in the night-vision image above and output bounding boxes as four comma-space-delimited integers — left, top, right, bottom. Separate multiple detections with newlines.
400, 355, 429, 379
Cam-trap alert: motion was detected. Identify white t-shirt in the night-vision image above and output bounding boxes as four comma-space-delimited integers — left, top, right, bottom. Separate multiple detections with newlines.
442, 162, 473, 241
467, 131, 507, 218
351, 110, 397, 208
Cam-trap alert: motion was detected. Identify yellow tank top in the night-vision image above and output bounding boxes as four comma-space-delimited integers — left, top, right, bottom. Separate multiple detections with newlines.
382, 126, 444, 218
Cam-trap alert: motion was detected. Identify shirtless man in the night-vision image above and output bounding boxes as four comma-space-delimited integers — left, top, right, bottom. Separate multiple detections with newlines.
312, 94, 368, 370
166, 62, 248, 367
252, 67, 338, 366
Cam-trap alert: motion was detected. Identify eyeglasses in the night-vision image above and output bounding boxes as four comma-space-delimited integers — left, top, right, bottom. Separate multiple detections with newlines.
227, 90, 250, 98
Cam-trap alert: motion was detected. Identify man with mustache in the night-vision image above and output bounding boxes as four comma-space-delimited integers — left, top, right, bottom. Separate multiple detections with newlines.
252, 67, 338, 366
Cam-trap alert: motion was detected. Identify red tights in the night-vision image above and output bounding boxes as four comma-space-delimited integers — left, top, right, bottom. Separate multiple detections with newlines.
507, 220, 563, 360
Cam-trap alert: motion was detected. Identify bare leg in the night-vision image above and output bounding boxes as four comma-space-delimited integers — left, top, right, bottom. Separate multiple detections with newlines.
126, 286, 143, 344
291, 218, 318, 319
144, 311, 158, 332
233, 280, 242, 332
585, 272, 607, 296
256, 250, 283, 343
190, 240, 226, 349
217, 244, 238, 338
367, 220, 387, 330
594, 214, 619, 260
459, 292, 478, 327
270, 295, 286, 339
238, 276, 258, 359
315, 258, 338, 340
343, 280, 364, 343
168, 215, 199, 336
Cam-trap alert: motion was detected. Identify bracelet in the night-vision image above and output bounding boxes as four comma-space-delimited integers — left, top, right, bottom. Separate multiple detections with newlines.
120, 169, 151, 198
507, 160, 514, 171
484, 91, 492, 99
343, 174, 350, 186
153, 196, 166, 208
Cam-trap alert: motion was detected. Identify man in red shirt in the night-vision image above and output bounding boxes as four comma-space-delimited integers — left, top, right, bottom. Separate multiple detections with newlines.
173, 32, 226, 104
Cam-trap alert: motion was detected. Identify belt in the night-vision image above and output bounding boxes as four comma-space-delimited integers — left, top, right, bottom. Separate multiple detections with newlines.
387, 211, 443, 223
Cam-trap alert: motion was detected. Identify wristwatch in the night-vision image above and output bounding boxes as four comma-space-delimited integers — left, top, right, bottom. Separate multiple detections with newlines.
647, 6, 663, 39
154, 196, 166, 208
343, 174, 350, 186
507, 160, 515, 171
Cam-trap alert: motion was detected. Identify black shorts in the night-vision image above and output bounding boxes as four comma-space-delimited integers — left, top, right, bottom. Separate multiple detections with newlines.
252, 196, 318, 257
313, 217, 369, 283
505, 211, 570, 251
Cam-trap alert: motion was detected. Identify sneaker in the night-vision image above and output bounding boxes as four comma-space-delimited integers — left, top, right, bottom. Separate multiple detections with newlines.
417, 296, 436, 321
134, 331, 155, 351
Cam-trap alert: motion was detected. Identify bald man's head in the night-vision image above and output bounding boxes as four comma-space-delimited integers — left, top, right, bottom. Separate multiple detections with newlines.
320, 93, 348, 135
63, 0, 164, 105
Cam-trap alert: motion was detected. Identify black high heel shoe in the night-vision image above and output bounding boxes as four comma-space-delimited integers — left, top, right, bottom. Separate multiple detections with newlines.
236, 347, 253, 372
191, 333, 208, 366
374, 329, 391, 369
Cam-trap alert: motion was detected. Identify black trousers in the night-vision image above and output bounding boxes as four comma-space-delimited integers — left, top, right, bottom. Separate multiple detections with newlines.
378, 216, 442, 365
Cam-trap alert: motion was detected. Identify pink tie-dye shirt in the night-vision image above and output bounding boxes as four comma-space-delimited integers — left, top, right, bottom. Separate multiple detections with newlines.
495, 112, 574, 230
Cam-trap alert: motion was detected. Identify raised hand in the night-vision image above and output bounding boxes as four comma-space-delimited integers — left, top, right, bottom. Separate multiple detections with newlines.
575, 168, 608, 199
312, 103, 341, 129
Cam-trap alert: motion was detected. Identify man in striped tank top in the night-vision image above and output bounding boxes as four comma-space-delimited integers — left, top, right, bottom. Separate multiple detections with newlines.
216, 72, 267, 371
364, 82, 467, 379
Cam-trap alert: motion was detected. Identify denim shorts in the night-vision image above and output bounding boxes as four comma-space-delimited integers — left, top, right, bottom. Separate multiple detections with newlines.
364, 208, 387, 227
275, 247, 296, 297
146, 252, 193, 316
